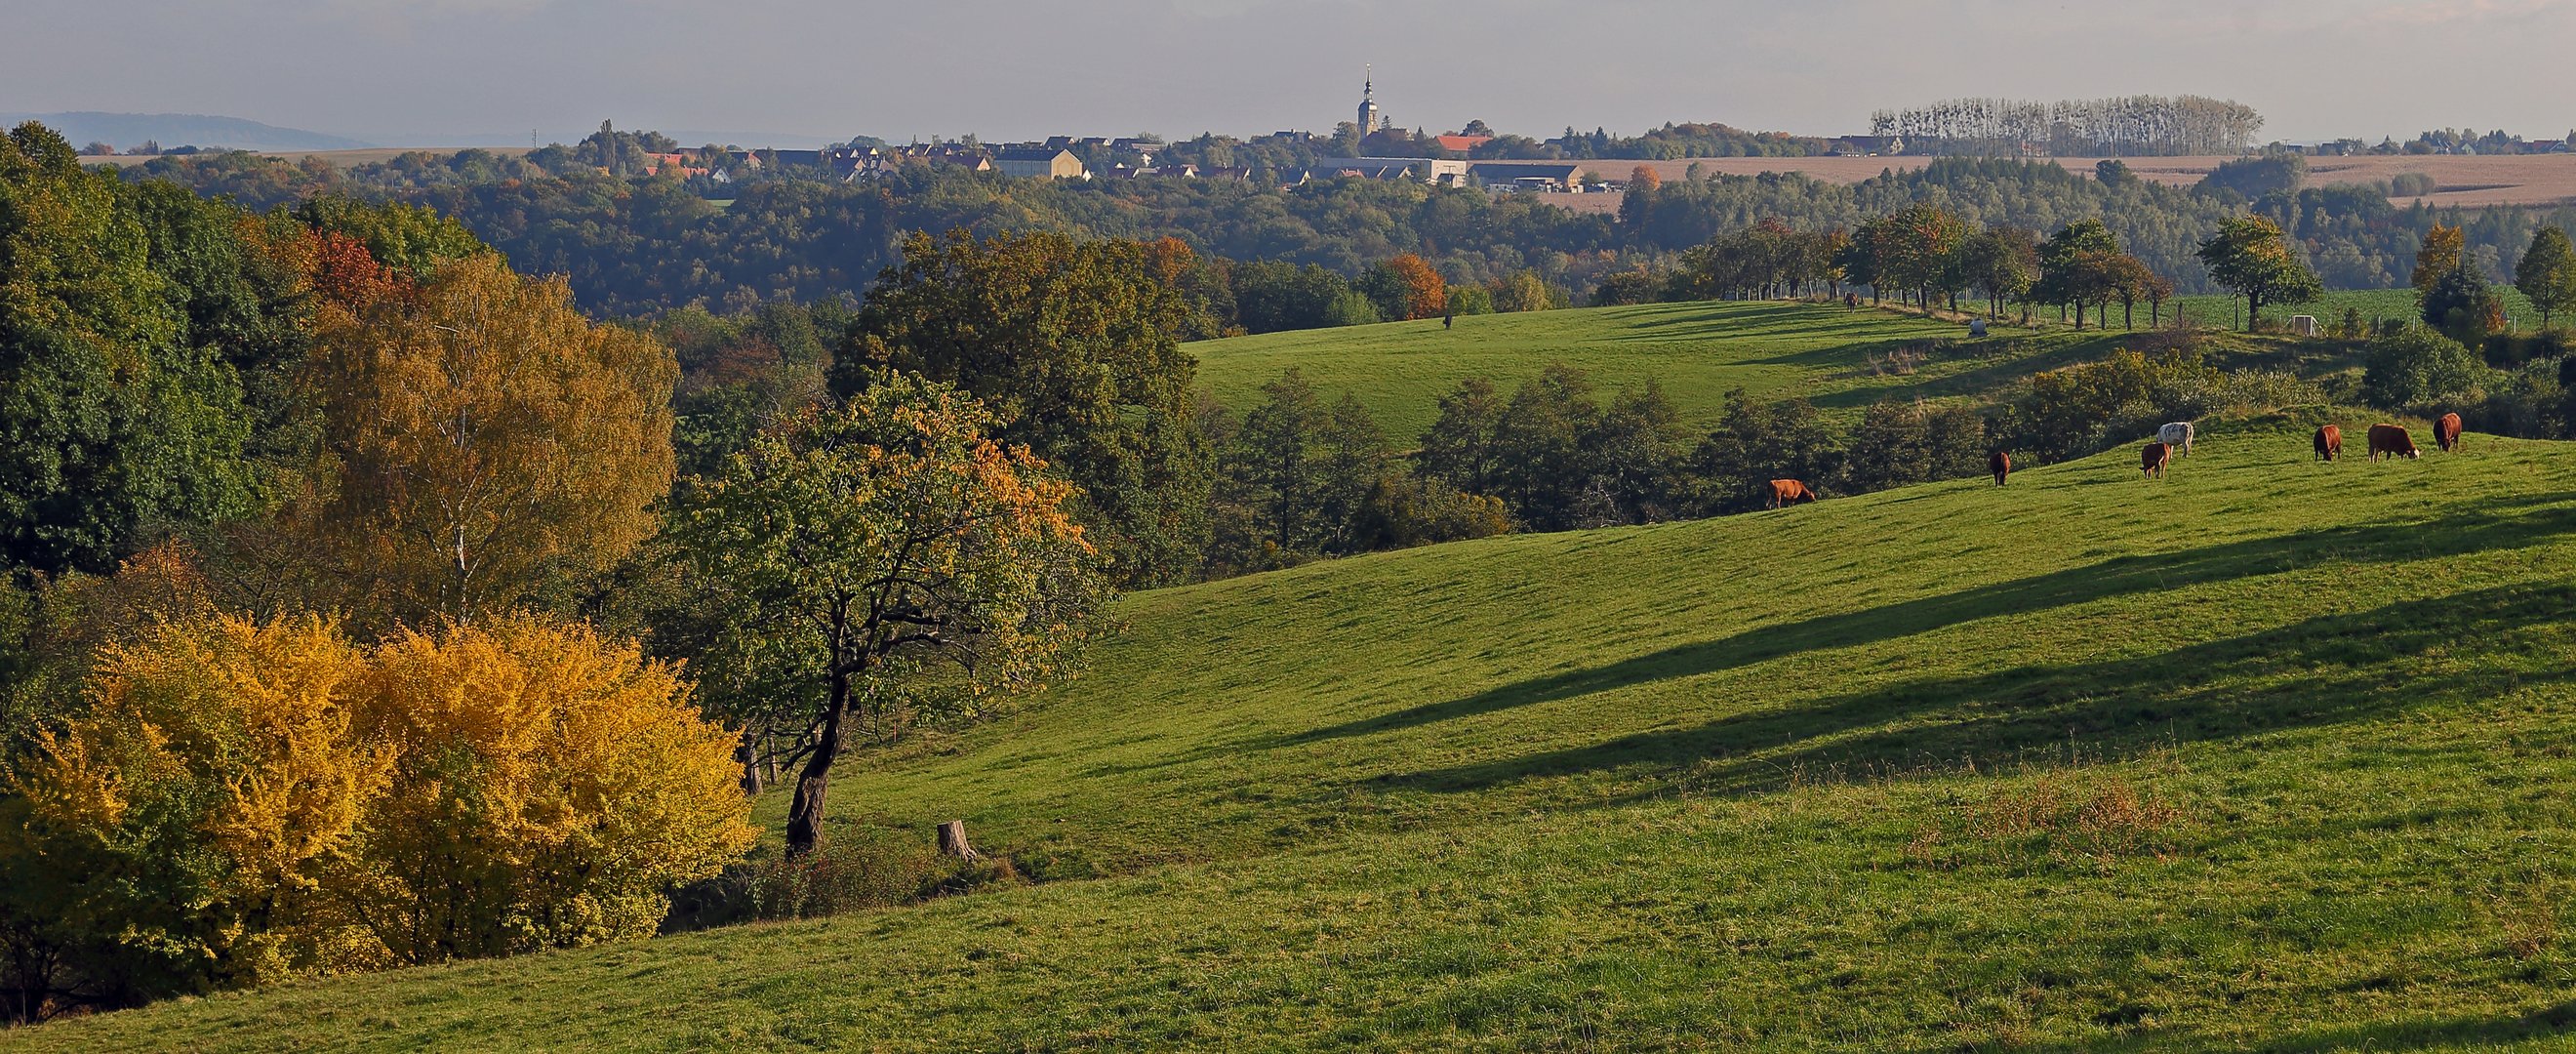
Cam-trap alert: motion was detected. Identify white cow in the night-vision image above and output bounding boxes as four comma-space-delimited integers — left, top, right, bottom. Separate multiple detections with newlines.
2157, 422, 2195, 457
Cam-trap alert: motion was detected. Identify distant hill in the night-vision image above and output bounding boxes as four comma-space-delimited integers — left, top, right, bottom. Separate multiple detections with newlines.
1, 112, 373, 152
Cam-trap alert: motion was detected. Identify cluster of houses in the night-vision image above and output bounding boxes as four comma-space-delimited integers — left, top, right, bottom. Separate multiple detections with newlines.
646, 138, 1594, 193
634, 76, 1610, 192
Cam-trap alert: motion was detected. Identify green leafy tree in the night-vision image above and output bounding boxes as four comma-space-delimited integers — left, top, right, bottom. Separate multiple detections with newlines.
1687, 388, 1841, 514
2036, 220, 2119, 326
2196, 216, 2322, 331
1490, 365, 1605, 530
0, 122, 261, 578
1228, 369, 1329, 555
1417, 378, 1508, 495
2420, 264, 2506, 346
1957, 225, 2038, 317
666, 377, 1107, 858
837, 230, 1210, 587
2362, 326, 2487, 409
289, 196, 485, 280
2514, 226, 2576, 331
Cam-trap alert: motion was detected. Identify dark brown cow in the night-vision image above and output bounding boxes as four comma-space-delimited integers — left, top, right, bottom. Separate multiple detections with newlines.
2435, 412, 2463, 453
2141, 441, 2171, 478
1989, 450, 2012, 486
2314, 424, 2342, 462
1765, 478, 1817, 508
2367, 424, 2421, 462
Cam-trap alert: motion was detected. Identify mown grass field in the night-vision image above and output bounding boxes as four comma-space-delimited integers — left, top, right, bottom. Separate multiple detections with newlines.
1192, 301, 2189, 436
24, 415, 2576, 1052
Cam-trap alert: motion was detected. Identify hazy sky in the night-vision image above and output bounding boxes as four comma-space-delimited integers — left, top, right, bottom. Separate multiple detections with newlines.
6, 0, 2573, 145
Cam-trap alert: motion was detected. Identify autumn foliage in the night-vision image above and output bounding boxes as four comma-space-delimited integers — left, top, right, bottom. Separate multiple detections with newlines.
304, 254, 678, 624
0, 614, 752, 1007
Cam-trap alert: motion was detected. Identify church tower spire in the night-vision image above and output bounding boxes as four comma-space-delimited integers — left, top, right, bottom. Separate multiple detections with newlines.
1356, 65, 1382, 136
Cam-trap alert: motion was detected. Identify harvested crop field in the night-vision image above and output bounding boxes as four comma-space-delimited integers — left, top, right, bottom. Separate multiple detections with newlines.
1474, 153, 2576, 209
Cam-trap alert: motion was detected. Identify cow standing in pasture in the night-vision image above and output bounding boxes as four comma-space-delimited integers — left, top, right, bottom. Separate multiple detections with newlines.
2157, 422, 2195, 457
2435, 412, 2463, 453
1989, 450, 2012, 486
2141, 442, 2171, 478
1765, 478, 1818, 508
2367, 424, 2421, 462
2314, 425, 2342, 462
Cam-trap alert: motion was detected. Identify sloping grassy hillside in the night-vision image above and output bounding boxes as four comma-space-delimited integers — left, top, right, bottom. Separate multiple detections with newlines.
1193, 301, 2172, 435
24, 419, 2576, 1051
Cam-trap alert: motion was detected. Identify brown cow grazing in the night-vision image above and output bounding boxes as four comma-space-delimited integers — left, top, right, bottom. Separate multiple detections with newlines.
2314, 424, 2342, 462
1765, 478, 1817, 508
2367, 424, 2421, 462
1989, 450, 2012, 486
2435, 412, 2463, 453
2141, 441, 2171, 478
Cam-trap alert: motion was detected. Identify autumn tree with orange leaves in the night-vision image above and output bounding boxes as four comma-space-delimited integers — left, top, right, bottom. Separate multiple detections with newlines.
1361, 253, 1448, 321
667, 376, 1107, 858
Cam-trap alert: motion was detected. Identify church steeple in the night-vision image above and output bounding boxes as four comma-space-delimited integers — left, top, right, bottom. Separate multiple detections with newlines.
1356, 65, 1383, 135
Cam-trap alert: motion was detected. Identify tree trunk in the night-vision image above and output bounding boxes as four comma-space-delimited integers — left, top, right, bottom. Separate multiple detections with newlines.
737, 731, 764, 796
937, 820, 981, 861
2124, 302, 2135, 329
785, 669, 850, 859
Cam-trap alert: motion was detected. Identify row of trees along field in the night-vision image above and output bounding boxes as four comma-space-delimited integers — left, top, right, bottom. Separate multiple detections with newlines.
0, 123, 1110, 1020
1868, 96, 2267, 156
105, 142, 2576, 322
1601, 208, 2291, 331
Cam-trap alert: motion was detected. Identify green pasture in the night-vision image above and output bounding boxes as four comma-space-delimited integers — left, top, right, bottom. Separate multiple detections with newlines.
29, 416, 2576, 1051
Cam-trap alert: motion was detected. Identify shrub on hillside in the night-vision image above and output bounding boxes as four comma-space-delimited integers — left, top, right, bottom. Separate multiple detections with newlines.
1590, 267, 1664, 306
2004, 348, 2323, 462
2362, 326, 2490, 410
0, 614, 753, 1017
1841, 401, 1992, 492
2421, 265, 2508, 346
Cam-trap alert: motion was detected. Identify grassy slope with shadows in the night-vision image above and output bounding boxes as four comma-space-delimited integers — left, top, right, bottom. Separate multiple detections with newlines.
22, 419, 2576, 1052
1190, 300, 2196, 435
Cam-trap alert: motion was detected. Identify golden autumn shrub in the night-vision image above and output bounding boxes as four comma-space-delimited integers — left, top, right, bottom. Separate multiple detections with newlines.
339, 616, 754, 963
0, 615, 383, 994
0, 613, 752, 1010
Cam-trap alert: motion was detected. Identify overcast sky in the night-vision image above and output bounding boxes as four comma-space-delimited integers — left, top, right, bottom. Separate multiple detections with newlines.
6, 0, 2572, 146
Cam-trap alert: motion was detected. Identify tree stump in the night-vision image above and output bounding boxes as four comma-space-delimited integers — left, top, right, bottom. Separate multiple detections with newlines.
937, 819, 981, 861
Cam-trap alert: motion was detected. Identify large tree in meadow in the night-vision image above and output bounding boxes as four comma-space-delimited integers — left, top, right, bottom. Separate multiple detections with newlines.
304, 253, 677, 624
837, 230, 1210, 587
2197, 216, 2321, 331
2514, 226, 2576, 331
667, 377, 1106, 858
2036, 220, 2120, 327
1957, 224, 2038, 318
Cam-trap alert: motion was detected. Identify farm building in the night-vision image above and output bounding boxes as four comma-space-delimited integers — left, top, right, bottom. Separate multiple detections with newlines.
995, 147, 1088, 180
